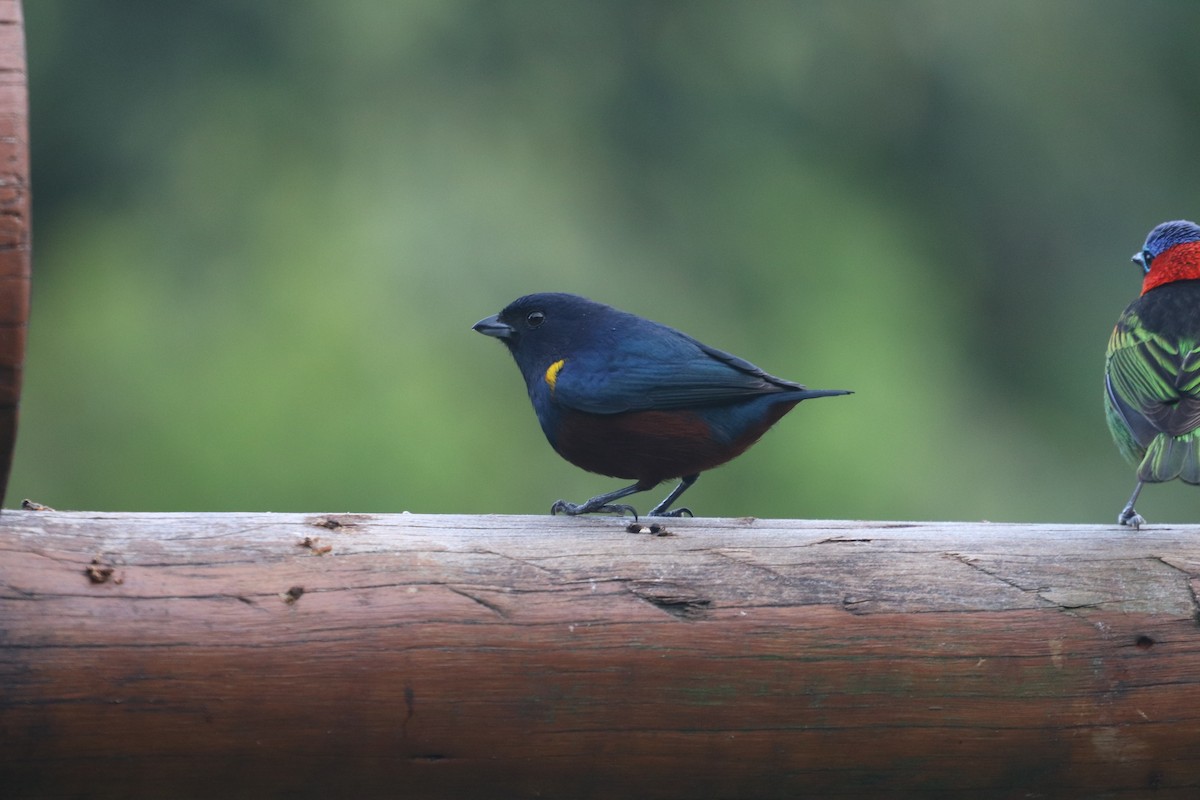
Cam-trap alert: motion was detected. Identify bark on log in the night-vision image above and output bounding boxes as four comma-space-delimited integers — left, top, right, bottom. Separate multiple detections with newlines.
2, 511, 1200, 798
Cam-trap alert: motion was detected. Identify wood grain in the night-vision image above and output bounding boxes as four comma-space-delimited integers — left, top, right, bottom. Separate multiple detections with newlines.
2, 511, 1200, 798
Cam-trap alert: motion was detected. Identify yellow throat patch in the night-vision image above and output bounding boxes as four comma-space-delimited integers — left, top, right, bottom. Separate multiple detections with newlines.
544, 359, 565, 392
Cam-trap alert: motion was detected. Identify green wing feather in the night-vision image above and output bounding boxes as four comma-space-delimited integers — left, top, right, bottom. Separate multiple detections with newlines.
1105, 311, 1200, 483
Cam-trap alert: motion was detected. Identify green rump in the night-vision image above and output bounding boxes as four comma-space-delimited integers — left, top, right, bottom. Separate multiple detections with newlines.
1105, 310, 1200, 485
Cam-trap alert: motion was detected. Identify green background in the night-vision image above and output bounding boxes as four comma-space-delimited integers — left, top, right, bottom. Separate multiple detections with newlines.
14, 2, 1200, 523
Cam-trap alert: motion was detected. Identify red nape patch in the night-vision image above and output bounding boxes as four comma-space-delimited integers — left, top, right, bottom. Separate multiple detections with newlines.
1143, 241, 1200, 295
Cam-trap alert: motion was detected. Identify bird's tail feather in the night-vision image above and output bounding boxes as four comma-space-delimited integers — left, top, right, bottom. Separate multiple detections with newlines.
792, 388, 853, 401
1139, 431, 1200, 484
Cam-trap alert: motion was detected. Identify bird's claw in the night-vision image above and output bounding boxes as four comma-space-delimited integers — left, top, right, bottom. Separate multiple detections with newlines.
1118, 507, 1145, 530
551, 500, 639, 519
649, 506, 693, 518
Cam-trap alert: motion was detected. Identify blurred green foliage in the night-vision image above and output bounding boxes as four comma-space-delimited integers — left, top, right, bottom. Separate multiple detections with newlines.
13, 1, 1200, 522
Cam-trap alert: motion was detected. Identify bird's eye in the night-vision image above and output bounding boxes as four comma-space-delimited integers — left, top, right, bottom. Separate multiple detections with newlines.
1134, 248, 1153, 274
526, 311, 545, 328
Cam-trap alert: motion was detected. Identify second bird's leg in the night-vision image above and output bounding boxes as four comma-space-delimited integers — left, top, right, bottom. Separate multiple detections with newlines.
551, 481, 652, 519
648, 474, 699, 517
1117, 480, 1146, 529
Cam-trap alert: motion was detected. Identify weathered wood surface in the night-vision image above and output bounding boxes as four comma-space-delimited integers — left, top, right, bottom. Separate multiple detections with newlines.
2, 511, 1200, 798
0, 0, 30, 506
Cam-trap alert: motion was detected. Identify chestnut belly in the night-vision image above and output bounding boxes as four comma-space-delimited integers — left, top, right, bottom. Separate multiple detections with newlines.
551, 402, 798, 484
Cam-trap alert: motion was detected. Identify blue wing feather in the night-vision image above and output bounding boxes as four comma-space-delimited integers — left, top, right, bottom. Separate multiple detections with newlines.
552, 316, 810, 414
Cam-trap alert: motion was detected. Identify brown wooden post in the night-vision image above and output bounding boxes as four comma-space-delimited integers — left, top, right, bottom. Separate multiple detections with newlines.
0, 0, 29, 506
2, 511, 1199, 798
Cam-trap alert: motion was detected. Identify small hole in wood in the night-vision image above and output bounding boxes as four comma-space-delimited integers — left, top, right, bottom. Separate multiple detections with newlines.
1135, 635, 1155, 650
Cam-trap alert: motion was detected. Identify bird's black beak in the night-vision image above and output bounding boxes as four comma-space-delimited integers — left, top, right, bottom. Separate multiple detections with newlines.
472, 314, 515, 340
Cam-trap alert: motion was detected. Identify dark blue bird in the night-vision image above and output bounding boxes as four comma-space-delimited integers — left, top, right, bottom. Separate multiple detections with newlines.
473, 293, 851, 518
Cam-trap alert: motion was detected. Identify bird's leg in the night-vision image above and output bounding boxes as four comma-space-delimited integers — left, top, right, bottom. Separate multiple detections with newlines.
1117, 480, 1146, 529
648, 474, 699, 517
552, 481, 651, 519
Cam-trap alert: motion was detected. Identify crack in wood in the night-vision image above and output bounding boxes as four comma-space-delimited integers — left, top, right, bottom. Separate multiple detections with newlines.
306, 514, 373, 531
945, 553, 1058, 609
840, 596, 872, 616
628, 581, 712, 621
711, 549, 791, 583
445, 586, 508, 618
1149, 556, 1200, 626
468, 548, 566, 578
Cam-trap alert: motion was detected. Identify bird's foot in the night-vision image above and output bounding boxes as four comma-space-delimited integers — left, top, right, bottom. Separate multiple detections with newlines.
551, 499, 639, 519
648, 506, 693, 518
1117, 506, 1145, 530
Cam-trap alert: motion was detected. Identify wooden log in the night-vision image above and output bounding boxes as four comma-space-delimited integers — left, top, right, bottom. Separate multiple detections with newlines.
0, 0, 30, 506
2, 511, 1199, 798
